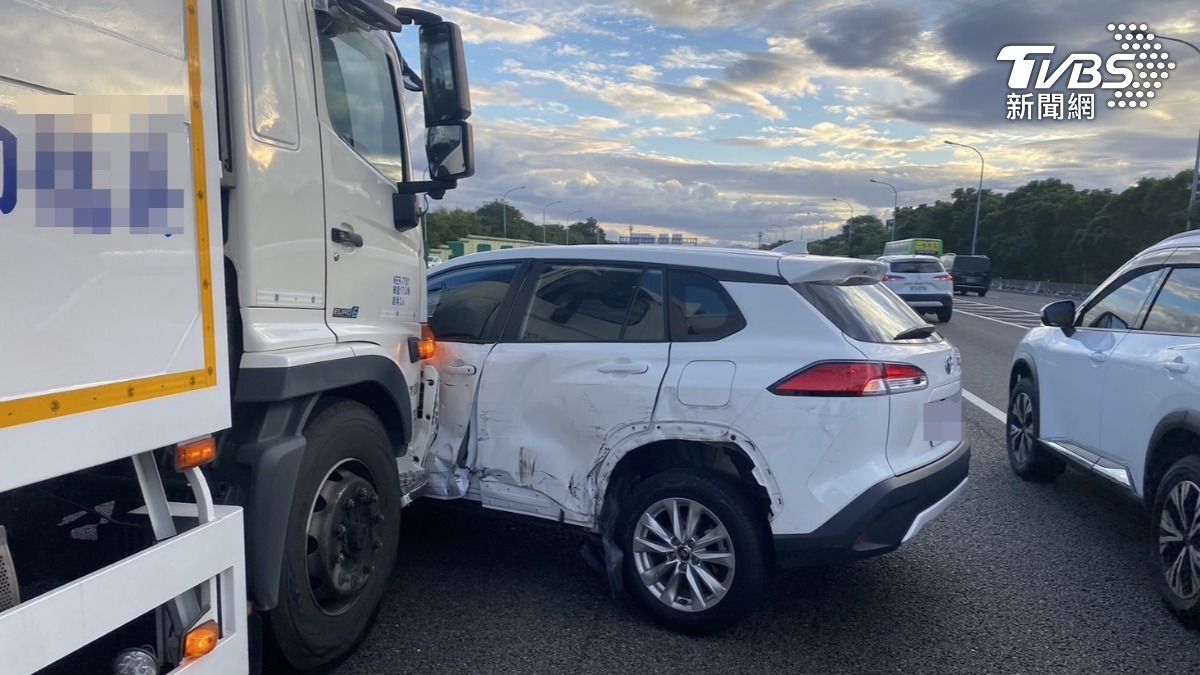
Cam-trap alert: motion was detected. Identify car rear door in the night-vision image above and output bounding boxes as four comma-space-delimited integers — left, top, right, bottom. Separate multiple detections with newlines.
472, 261, 670, 523
423, 261, 526, 498
1101, 262, 1200, 494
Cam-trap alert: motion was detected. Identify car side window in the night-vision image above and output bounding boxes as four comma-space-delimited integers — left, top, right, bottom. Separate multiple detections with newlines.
427, 264, 520, 342
317, 16, 405, 180
1079, 268, 1165, 330
517, 264, 663, 342
1142, 267, 1200, 335
668, 270, 746, 341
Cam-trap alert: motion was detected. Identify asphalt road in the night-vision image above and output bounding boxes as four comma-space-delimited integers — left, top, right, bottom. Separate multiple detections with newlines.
337, 290, 1200, 675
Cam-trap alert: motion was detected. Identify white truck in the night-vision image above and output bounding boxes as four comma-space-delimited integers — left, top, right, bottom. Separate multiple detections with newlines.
0, 0, 472, 672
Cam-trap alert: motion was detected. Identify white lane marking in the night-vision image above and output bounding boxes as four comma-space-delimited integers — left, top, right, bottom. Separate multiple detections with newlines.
963, 389, 1006, 423
953, 308, 1035, 330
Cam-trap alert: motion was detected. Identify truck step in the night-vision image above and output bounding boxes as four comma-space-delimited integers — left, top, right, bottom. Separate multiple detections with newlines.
0, 525, 19, 611
397, 469, 429, 506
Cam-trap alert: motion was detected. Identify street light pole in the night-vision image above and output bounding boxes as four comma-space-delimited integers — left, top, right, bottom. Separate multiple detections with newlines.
1159, 35, 1200, 230
831, 198, 855, 255
500, 186, 526, 238
869, 178, 899, 241
565, 210, 583, 245
944, 140, 985, 254
541, 200, 562, 243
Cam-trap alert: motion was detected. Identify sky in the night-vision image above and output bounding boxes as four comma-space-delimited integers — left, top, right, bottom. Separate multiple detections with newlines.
396, 0, 1200, 247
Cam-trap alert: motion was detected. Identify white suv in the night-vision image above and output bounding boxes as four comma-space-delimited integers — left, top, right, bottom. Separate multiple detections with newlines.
878, 255, 955, 322
422, 246, 969, 633
1009, 230, 1200, 623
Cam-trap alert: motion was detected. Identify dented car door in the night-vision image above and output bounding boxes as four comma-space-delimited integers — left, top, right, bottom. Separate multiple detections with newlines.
472, 262, 670, 523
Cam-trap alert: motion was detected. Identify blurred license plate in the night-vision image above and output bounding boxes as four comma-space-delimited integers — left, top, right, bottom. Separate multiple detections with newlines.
924, 394, 962, 442
909, 284, 928, 292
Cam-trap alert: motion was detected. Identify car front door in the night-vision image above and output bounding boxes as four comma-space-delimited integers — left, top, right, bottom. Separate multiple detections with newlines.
473, 262, 670, 524
1102, 262, 1200, 494
423, 261, 526, 498
1038, 266, 1166, 453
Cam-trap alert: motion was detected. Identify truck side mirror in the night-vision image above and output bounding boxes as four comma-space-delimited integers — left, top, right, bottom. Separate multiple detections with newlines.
419, 22, 471, 125
426, 122, 473, 181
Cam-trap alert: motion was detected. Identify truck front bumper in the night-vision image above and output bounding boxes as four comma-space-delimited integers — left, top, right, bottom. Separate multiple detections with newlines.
774, 439, 970, 568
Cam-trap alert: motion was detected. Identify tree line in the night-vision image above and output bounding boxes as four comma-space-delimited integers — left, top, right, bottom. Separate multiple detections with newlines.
806, 169, 1199, 283
425, 201, 606, 248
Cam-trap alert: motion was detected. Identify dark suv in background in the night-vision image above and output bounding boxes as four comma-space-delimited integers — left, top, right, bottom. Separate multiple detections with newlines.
942, 254, 992, 297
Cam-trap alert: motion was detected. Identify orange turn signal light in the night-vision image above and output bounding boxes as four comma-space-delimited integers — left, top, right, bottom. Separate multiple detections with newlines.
175, 436, 217, 472
418, 324, 436, 360
183, 620, 220, 659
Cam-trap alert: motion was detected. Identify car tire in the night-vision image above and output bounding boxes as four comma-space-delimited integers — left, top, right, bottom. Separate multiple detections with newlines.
267, 400, 402, 673
936, 307, 952, 323
1150, 455, 1200, 625
1006, 377, 1065, 482
618, 468, 768, 635
978, 289, 988, 297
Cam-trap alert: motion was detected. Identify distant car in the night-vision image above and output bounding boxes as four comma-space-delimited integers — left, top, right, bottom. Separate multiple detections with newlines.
878, 255, 954, 322
425, 245, 968, 634
942, 254, 991, 297
426, 254, 444, 268
1008, 230, 1200, 624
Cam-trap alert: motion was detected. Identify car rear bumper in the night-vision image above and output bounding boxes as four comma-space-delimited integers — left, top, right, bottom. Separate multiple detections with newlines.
898, 293, 953, 310
773, 439, 970, 568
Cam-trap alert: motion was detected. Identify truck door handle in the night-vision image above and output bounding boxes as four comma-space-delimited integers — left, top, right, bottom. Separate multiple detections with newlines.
445, 364, 477, 376
1088, 351, 1107, 364
597, 362, 650, 374
331, 227, 363, 247
1164, 359, 1190, 374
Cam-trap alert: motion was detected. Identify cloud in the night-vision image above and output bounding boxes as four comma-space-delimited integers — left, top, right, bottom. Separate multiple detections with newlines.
661, 46, 742, 70
502, 59, 715, 117
418, 3, 549, 44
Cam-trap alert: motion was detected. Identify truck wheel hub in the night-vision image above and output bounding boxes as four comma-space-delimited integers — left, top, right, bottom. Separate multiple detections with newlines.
305, 461, 383, 615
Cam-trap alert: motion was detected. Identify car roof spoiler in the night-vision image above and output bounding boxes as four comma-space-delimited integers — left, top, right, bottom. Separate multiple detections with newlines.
778, 257, 886, 284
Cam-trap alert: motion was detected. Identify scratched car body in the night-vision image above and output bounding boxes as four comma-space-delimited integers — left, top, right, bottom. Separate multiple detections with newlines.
422, 245, 970, 632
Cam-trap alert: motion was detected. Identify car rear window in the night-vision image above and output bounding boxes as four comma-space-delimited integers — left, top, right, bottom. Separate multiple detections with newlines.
793, 277, 941, 343
889, 260, 944, 274
952, 256, 990, 273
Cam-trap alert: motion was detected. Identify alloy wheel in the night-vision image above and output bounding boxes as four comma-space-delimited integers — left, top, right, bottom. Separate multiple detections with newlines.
1008, 392, 1035, 463
632, 498, 736, 612
1160, 479, 1200, 600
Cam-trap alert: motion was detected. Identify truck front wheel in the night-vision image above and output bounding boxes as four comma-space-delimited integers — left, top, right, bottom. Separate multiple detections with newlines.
269, 400, 401, 672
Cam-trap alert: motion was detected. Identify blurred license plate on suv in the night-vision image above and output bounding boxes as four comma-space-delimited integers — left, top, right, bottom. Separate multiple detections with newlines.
909, 284, 928, 292
924, 394, 962, 442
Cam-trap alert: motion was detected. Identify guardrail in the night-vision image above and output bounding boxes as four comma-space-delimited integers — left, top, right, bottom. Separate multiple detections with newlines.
992, 278, 1094, 299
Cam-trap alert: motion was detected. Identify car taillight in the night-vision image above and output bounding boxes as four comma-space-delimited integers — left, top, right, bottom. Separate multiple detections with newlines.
882, 274, 905, 281
934, 274, 953, 281
769, 361, 928, 397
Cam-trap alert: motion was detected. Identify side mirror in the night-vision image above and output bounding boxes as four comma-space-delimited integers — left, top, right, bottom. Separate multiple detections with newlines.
419, 22, 471, 125
393, 192, 420, 232
426, 122, 473, 181
1041, 300, 1076, 334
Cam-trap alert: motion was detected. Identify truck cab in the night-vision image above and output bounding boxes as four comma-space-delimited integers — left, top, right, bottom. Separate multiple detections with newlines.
0, 0, 474, 671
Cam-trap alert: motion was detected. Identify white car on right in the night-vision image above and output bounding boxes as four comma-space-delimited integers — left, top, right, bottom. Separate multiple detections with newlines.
1009, 230, 1200, 624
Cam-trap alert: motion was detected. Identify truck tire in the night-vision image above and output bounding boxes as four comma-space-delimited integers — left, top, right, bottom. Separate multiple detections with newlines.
268, 400, 401, 673
1006, 377, 1064, 482
618, 468, 768, 635
1150, 455, 1200, 625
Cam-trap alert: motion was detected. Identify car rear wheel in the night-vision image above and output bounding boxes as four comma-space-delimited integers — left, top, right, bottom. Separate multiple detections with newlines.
977, 289, 988, 297
936, 307, 952, 323
619, 468, 767, 635
1006, 377, 1064, 482
1151, 455, 1200, 625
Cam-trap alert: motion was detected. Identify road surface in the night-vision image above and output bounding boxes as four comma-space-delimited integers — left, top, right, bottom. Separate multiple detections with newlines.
337, 290, 1199, 674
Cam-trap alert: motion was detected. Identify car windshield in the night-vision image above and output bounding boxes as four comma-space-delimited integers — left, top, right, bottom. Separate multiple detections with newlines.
793, 277, 940, 343
890, 260, 944, 274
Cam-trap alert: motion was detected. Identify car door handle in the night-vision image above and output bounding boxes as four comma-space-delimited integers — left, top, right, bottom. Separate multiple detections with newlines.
597, 362, 650, 374
1164, 359, 1190, 374
445, 364, 477, 376
1088, 351, 1107, 364
331, 227, 363, 247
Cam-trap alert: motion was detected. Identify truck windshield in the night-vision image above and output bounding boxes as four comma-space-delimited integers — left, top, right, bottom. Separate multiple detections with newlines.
318, 16, 405, 181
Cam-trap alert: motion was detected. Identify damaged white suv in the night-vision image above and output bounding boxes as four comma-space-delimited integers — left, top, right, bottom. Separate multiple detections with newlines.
422, 246, 969, 632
